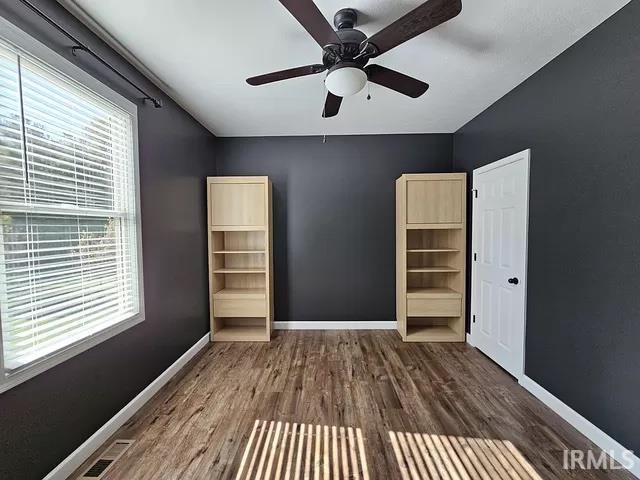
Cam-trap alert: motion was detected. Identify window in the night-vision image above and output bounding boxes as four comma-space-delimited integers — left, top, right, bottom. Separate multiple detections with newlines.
0, 19, 143, 392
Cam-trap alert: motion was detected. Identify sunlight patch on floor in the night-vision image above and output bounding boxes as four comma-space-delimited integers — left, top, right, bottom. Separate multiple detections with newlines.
389, 432, 543, 480
236, 419, 370, 479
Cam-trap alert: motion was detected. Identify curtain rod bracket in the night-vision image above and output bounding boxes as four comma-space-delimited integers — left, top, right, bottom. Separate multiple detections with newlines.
19, 0, 163, 109
71, 45, 87, 56
144, 97, 163, 109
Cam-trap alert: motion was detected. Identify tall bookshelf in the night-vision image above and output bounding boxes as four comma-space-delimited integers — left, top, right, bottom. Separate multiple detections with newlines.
207, 176, 273, 341
396, 173, 467, 342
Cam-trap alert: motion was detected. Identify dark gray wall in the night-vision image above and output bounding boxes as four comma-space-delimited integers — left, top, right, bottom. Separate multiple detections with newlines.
0, 2, 216, 479
3, 0, 637, 477
217, 135, 452, 322
453, 1, 640, 453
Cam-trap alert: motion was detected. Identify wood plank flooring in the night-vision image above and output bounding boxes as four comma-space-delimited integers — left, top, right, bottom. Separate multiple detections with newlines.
73, 331, 635, 479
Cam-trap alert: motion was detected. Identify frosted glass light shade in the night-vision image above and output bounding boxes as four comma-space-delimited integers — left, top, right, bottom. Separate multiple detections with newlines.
325, 66, 367, 97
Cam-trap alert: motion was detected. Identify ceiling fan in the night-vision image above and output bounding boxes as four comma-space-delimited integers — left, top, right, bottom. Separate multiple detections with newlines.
246, 0, 462, 118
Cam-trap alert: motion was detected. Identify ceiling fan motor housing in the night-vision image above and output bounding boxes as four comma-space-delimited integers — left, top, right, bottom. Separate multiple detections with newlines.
322, 28, 368, 68
322, 8, 369, 70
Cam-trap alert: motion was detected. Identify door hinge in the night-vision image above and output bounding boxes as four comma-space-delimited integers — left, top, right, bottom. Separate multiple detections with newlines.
472, 189, 478, 199
472, 314, 476, 323
473, 252, 477, 261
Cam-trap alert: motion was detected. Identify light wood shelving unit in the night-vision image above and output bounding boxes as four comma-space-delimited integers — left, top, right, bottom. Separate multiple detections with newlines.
207, 176, 273, 342
396, 173, 467, 342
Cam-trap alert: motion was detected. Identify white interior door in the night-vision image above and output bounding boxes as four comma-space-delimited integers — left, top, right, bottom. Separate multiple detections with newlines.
471, 149, 530, 379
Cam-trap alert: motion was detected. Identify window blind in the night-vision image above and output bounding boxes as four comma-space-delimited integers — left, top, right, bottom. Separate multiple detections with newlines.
0, 39, 140, 371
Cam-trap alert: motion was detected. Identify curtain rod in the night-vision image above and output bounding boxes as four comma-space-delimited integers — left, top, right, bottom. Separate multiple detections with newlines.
18, 0, 163, 108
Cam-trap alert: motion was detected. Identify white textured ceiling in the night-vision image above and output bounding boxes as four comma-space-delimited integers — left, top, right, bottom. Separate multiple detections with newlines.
64, 0, 628, 136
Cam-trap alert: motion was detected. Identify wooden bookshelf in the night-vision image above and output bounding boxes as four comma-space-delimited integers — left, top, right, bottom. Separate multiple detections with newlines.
207, 177, 273, 342
396, 173, 467, 342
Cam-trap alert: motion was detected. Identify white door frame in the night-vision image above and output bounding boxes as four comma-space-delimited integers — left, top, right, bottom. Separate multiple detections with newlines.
468, 149, 530, 381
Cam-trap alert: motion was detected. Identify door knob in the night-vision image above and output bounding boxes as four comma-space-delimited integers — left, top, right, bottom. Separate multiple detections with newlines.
508, 277, 519, 285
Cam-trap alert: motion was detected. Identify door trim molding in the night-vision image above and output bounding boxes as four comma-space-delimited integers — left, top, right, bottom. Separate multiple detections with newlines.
469, 148, 531, 381
473, 148, 531, 175
520, 376, 640, 478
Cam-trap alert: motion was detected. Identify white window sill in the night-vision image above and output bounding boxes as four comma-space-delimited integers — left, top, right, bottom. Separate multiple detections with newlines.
0, 313, 145, 394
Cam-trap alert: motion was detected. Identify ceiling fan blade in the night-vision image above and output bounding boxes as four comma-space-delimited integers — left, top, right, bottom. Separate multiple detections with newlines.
365, 65, 429, 98
247, 64, 326, 86
322, 92, 342, 118
279, 0, 342, 48
364, 0, 462, 57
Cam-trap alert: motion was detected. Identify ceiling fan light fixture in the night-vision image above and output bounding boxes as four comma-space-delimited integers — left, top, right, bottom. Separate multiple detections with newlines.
325, 64, 367, 97
246, 1, 463, 117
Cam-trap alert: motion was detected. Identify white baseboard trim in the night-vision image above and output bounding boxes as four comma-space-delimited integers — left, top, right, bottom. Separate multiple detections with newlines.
274, 321, 397, 330
520, 375, 639, 478
44, 334, 210, 480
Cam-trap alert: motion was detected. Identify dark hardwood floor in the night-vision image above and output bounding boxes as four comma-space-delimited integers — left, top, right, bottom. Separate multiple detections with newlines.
73, 331, 634, 479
